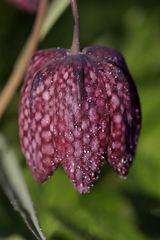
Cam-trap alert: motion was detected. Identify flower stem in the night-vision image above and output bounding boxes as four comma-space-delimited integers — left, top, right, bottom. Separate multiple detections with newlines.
0, 0, 48, 119
71, 0, 80, 54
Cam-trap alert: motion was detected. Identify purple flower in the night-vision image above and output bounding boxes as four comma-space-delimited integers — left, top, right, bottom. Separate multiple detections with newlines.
19, 46, 141, 193
6, 0, 38, 13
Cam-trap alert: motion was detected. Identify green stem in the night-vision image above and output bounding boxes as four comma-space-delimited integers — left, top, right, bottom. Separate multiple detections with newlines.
71, 0, 80, 54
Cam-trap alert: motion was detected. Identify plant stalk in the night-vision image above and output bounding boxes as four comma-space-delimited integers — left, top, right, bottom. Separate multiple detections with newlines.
71, 0, 80, 54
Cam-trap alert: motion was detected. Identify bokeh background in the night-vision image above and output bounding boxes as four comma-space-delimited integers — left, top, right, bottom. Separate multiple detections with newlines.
0, 0, 160, 239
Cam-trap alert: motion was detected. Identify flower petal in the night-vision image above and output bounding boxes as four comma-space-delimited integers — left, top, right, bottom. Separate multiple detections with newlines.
19, 49, 68, 182
104, 63, 141, 175
7, 0, 39, 13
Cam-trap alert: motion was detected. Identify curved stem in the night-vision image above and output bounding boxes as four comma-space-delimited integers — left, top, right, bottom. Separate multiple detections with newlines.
71, 0, 80, 54
0, 0, 48, 119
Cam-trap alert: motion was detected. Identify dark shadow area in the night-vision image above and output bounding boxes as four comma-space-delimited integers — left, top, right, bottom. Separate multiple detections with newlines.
0, 1, 34, 87
123, 191, 160, 237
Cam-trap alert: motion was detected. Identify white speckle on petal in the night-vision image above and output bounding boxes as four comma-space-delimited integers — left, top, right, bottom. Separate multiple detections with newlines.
63, 71, 69, 80
41, 130, 52, 142
113, 113, 122, 124
41, 114, 50, 127
111, 94, 120, 109
42, 144, 54, 155
35, 112, 42, 121
24, 137, 29, 148
43, 91, 50, 101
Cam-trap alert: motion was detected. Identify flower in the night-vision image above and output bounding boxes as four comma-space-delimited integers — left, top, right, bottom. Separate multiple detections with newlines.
19, 46, 141, 194
6, 0, 38, 13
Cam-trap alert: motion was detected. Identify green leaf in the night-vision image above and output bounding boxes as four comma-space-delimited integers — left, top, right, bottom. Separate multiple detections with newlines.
40, 0, 70, 40
0, 135, 46, 240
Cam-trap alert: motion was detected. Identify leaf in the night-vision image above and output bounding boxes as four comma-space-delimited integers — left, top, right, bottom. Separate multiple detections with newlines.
40, 0, 70, 40
0, 135, 46, 240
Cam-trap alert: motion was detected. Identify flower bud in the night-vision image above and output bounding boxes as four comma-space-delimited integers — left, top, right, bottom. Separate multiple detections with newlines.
7, 0, 38, 13
19, 46, 141, 193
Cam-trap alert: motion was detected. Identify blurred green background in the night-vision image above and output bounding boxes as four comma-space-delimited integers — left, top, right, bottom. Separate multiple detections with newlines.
0, 0, 160, 239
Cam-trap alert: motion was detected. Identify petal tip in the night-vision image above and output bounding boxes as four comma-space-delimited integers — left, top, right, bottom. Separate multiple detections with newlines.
74, 182, 91, 194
